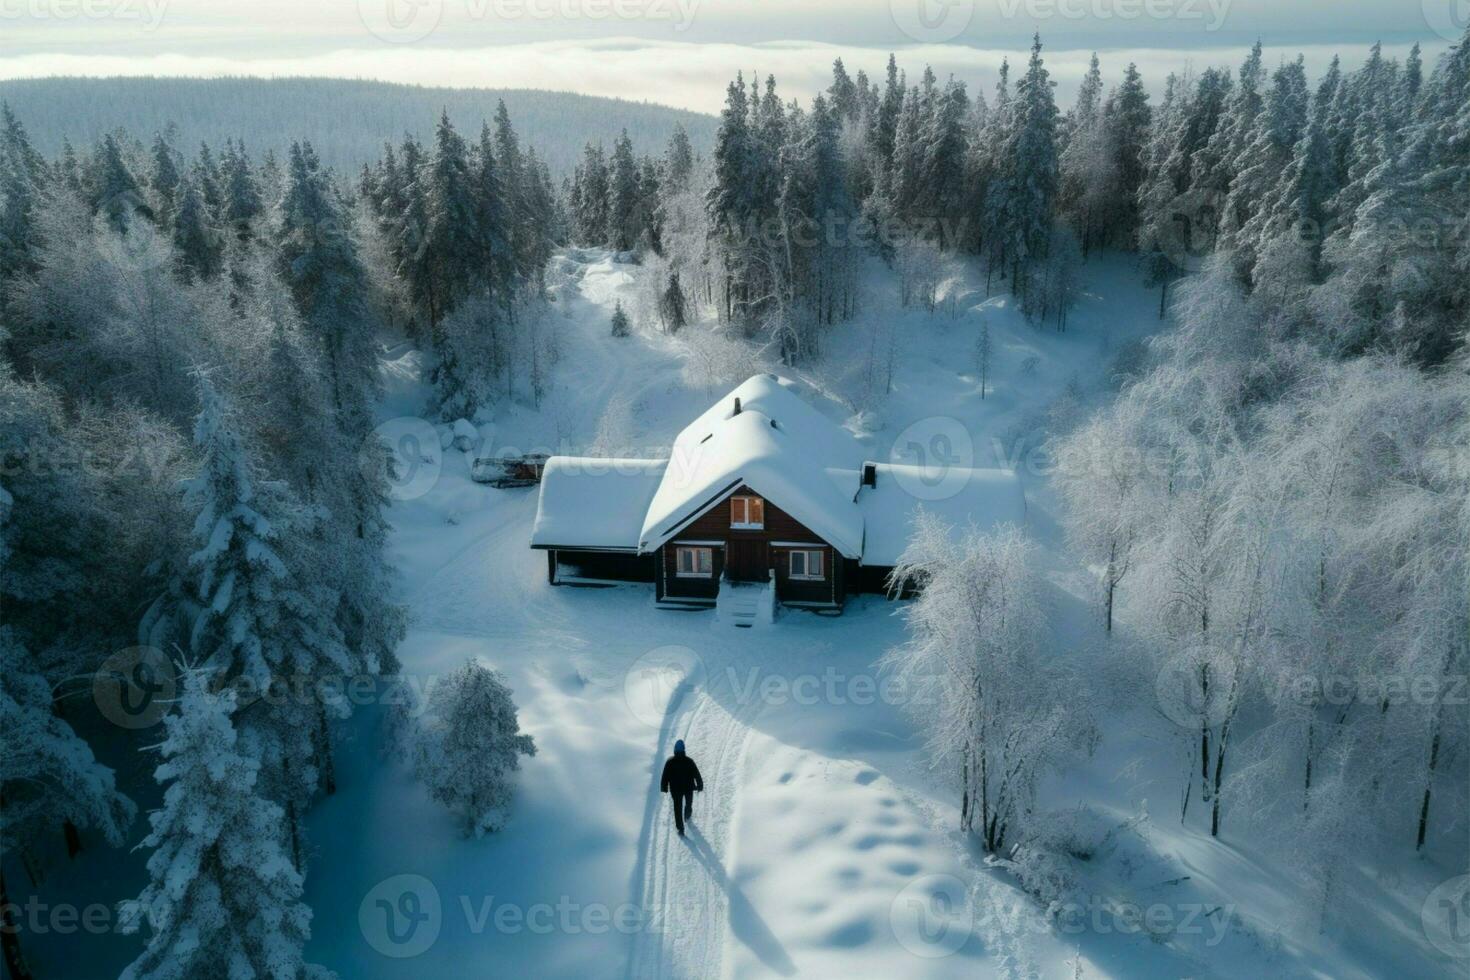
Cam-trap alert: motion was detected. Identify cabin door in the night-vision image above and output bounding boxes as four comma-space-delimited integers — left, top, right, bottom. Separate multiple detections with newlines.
725, 538, 769, 583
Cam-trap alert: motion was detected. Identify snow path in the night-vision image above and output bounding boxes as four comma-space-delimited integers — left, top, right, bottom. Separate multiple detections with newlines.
629, 666, 783, 980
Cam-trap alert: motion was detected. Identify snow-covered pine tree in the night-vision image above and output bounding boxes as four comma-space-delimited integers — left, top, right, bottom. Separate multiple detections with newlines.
493, 100, 535, 283
974, 317, 991, 398
423, 110, 478, 337
392, 135, 436, 334
221, 139, 264, 244
1136, 66, 1232, 313
470, 122, 511, 307
828, 58, 858, 123
1058, 53, 1108, 254
275, 139, 382, 439
705, 73, 760, 324
1220, 57, 1309, 274
987, 35, 1060, 298
1190, 41, 1265, 246
118, 667, 332, 980
193, 142, 225, 217
658, 270, 688, 334
917, 79, 969, 247
867, 55, 903, 181
399, 660, 536, 837
574, 141, 610, 245
171, 176, 222, 282
520, 149, 558, 286
610, 299, 631, 337
1098, 62, 1151, 249
780, 93, 857, 335
889, 85, 924, 219
182, 373, 351, 849
635, 154, 662, 253
664, 124, 694, 194
606, 130, 642, 252
147, 129, 182, 227
88, 132, 147, 230
0, 103, 46, 287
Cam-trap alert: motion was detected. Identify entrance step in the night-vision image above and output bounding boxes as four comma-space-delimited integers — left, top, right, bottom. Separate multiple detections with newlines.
715, 576, 776, 628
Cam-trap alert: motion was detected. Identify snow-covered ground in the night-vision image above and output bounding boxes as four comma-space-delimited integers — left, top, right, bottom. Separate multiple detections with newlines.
293, 248, 1460, 979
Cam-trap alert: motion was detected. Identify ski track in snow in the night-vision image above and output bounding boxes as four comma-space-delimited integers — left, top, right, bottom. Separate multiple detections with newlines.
628, 669, 761, 980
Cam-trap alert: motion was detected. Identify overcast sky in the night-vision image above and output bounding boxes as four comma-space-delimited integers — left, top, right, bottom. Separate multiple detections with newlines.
0, 0, 1456, 112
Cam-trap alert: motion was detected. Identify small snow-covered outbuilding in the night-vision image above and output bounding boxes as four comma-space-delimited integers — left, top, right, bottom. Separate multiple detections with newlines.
530, 375, 1025, 612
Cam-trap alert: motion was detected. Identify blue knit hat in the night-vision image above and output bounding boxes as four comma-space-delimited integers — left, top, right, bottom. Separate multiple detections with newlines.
674, 739, 685, 754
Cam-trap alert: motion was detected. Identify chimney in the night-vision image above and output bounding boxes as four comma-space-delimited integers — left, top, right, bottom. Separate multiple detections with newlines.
733, 396, 742, 415
862, 462, 877, 488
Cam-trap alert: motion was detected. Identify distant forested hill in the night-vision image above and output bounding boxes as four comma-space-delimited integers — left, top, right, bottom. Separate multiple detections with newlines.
0, 76, 716, 177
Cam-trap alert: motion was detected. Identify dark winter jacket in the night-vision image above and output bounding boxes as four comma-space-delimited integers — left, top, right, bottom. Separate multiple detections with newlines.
660, 753, 703, 794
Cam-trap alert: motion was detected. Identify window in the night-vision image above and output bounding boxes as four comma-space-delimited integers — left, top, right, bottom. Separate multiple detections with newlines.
730, 496, 764, 529
789, 549, 824, 580
676, 546, 714, 577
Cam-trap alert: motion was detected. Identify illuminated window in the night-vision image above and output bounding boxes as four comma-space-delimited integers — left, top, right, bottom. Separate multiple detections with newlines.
731, 496, 764, 529
676, 547, 714, 577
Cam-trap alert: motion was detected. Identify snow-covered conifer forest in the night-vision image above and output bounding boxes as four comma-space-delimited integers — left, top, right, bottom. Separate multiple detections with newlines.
0, 19, 1466, 980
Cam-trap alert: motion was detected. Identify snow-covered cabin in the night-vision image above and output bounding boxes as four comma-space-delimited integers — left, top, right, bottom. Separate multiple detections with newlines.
530, 375, 1025, 612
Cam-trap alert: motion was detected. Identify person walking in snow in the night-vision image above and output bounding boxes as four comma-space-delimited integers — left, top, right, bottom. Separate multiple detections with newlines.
660, 739, 703, 837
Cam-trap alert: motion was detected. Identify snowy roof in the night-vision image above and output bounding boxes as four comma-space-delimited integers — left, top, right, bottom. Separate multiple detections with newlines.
530, 457, 668, 551
638, 375, 866, 558
856, 464, 1027, 567
531, 377, 1027, 567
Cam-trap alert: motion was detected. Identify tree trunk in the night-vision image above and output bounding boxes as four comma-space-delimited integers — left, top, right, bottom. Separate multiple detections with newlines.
1210, 701, 1236, 838
960, 756, 971, 832
63, 820, 82, 859
0, 873, 33, 980
287, 799, 303, 870
978, 743, 990, 846
1158, 278, 1169, 319
316, 703, 337, 797
1415, 716, 1439, 851
1416, 647, 1451, 850
1200, 661, 1212, 803
1303, 715, 1314, 812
